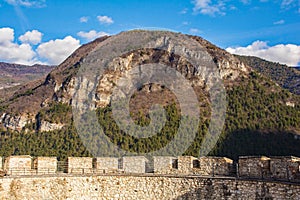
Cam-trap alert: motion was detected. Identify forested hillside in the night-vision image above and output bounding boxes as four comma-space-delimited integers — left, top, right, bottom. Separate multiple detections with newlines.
236, 55, 300, 95
0, 70, 299, 160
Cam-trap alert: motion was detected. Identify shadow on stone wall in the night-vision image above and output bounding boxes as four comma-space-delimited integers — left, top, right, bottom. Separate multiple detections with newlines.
174, 179, 275, 200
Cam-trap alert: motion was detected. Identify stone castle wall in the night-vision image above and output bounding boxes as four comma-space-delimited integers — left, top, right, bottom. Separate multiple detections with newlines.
1, 155, 300, 182
0, 174, 299, 199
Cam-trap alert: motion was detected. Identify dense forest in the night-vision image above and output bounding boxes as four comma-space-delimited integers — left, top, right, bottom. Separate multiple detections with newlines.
0, 70, 299, 161
236, 55, 300, 95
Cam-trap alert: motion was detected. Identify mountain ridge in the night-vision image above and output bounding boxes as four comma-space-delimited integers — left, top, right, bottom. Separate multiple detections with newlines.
236, 55, 300, 95
0, 62, 55, 89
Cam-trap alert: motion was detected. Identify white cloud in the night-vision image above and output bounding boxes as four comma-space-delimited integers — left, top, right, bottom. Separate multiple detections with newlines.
0, 27, 37, 65
80, 16, 89, 23
281, 0, 298, 9
179, 8, 188, 14
4, 0, 46, 8
0, 28, 82, 65
0, 43, 36, 65
192, 0, 298, 16
97, 15, 114, 24
240, 0, 251, 4
281, 0, 294, 7
0, 27, 14, 44
192, 0, 226, 16
226, 41, 300, 66
189, 28, 202, 34
273, 19, 285, 25
18, 30, 42, 45
77, 30, 108, 42
229, 5, 237, 10
37, 36, 80, 65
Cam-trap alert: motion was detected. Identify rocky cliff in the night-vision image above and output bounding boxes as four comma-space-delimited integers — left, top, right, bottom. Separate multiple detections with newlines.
0, 31, 249, 131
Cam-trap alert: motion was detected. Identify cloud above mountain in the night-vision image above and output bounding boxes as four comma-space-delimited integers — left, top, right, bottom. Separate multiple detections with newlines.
37, 36, 80, 65
0, 27, 80, 65
226, 41, 300, 66
0, 27, 37, 65
19, 30, 42, 45
77, 30, 108, 42
97, 15, 114, 25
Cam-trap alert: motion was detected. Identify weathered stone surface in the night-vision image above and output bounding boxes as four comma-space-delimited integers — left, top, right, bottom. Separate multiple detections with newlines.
270, 156, 300, 181
39, 121, 64, 132
198, 156, 233, 176
0, 154, 299, 199
95, 157, 119, 173
33, 157, 57, 175
177, 156, 197, 174
238, 156, 300, 181
238, 156, 271, 179
0, 113, 32, 131
122, 156, 148, 174
4, 155, 35, 176
153, 156, 177, 174
67, 157, 93, 174
153, 156, 234, 176
0, 175, 300, 199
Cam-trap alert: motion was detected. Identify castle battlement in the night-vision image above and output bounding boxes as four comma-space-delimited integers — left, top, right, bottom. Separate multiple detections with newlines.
1, 155, 300, 183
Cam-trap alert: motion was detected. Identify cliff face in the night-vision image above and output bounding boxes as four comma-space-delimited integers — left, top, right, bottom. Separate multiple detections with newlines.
0, 31, 249, 131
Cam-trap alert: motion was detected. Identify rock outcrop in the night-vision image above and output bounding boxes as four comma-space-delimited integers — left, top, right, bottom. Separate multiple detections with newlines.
0, 113, 32, 131
39, 121, 64, 132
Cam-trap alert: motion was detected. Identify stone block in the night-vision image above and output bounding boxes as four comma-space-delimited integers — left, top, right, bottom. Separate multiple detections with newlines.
67, 157, 93, 174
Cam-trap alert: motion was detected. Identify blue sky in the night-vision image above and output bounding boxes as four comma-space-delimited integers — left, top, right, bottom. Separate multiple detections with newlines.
0, 0, 299, 66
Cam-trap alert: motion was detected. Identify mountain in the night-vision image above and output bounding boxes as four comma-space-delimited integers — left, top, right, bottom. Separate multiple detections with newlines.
0, 62, 55, 103
236, 55, 300, 95
0, 62, 55, 89
0, 31, 299, 160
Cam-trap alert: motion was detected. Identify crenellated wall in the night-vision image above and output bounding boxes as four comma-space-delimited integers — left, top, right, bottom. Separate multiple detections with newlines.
2, 155, 300, 182
0, 174, 300, 199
